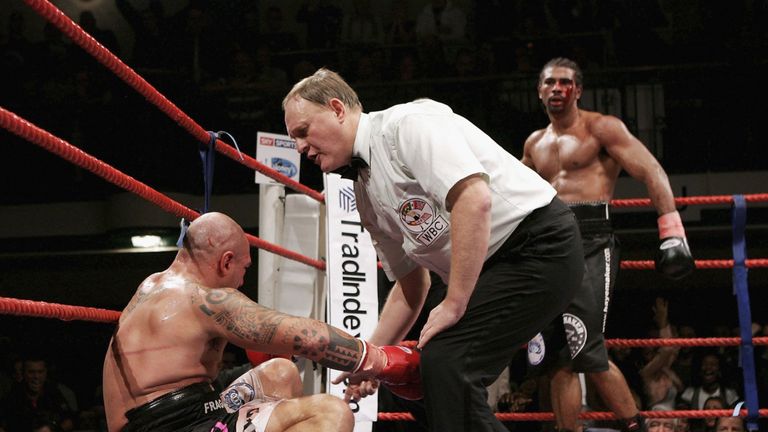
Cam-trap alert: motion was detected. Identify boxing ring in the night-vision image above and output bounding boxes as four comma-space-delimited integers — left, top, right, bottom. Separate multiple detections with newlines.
2, 0, 767, 429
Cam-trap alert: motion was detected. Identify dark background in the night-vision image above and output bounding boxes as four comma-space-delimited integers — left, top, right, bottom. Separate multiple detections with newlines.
1, 0, 767, 418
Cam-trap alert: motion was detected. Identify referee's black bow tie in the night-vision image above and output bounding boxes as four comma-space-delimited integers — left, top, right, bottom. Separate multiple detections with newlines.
333, 157, 368, 180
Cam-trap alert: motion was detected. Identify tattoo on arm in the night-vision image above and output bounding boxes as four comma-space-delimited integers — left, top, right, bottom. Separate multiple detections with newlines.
320, 325, 361, 371
199, 289, 362, 371
279, 321, 360, 370
200, 289, 285, 345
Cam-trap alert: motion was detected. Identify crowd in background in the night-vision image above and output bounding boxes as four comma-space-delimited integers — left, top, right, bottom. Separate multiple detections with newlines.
1, 298, 766, 431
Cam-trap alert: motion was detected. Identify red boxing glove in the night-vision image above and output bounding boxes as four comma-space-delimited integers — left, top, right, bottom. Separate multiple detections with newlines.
354, 343, 423, 400
246, 350, 291, 366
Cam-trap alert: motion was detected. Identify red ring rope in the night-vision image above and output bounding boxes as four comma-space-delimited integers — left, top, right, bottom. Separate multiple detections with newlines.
0, 296, 120, 323
621, 259, 768, 270
612, 194, 768, 207
378, 409, 768, 422
4, 296, 766, 350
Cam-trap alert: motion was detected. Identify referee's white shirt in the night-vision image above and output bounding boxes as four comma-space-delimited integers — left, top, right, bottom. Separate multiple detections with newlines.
352, 99, 556, 283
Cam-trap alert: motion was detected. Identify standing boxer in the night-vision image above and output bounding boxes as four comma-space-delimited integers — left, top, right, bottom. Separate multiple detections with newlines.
521, 57, 694, 432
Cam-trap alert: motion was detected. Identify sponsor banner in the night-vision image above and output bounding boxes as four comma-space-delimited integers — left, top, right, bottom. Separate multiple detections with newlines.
255, 131, 300, 185
324, 173, 379, 427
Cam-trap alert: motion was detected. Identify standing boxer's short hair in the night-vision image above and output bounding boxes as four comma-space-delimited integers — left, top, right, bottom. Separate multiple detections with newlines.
539, 57, 583, 88
283, 68, 363, 111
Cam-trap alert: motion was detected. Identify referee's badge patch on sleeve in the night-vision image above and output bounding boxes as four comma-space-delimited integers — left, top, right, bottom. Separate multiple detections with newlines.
563, 313, 587, 359
527, 332, 545, 365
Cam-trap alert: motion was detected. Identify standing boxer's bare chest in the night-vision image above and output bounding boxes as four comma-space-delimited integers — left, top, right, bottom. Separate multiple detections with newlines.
532, 130, 602, 180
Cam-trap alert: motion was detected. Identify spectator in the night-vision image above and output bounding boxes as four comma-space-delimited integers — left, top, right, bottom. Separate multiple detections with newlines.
701, 396, 726, 432
674, 400, 693, 432
647, 403, 689, 432
640, 298, 685, 410
0, 355, 76, 431
714, 416, 745, 432
647, 416, 678, 432
679, 352, 739, 410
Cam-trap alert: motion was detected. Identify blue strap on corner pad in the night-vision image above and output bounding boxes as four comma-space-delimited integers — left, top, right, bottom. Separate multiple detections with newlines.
176, 131, 218, 248
199, 131, 218, 214
731, 195, 759, 430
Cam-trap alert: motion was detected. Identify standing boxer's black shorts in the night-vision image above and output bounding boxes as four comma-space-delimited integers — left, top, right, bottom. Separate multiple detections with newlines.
529, 202, 620, 373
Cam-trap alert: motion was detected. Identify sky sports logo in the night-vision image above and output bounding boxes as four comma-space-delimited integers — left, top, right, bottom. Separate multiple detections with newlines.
259, 136, 296, 149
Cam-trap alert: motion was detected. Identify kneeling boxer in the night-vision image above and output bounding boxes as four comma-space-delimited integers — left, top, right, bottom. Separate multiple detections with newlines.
103, 213, 420, 432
